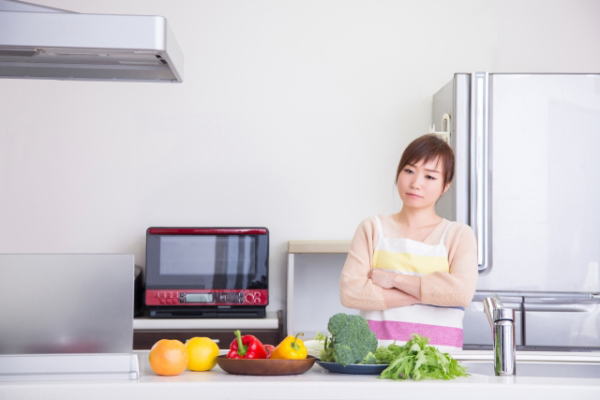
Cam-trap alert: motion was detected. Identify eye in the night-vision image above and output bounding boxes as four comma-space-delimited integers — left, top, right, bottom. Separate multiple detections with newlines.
426, 175, 437, 180
403, 168, 414, 174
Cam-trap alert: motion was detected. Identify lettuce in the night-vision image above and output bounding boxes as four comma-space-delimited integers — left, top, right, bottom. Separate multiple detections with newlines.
373, 343, 405, 364
379, 334, 468, 380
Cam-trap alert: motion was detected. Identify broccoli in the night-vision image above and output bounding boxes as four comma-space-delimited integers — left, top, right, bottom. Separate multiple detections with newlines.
359, 351, 378, 364
321, 313, 378, 366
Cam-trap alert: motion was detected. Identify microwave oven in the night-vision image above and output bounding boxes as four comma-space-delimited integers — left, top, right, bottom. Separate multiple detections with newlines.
144, 227, 269, 318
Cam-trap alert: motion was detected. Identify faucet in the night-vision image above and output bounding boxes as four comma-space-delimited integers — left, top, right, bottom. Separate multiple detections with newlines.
483, 297, 516, 376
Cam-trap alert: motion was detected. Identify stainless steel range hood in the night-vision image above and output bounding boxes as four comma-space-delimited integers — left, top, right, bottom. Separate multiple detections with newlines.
0, 0, 183, 82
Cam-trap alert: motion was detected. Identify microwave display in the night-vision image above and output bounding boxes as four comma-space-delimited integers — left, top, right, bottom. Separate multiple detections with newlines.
185, 293, 213, 302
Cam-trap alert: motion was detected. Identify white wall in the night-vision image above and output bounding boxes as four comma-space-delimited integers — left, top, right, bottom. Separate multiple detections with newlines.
2, 0, 600, 312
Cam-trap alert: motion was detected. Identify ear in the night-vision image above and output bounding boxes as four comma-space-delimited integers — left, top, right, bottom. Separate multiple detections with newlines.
442, 183, 450, 194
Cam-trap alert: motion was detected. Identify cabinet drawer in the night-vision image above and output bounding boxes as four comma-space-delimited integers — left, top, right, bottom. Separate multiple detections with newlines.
524, 300, 600, 348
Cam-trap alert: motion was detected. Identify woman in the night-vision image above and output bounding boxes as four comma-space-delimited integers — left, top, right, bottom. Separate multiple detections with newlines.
340, 134, 478, 352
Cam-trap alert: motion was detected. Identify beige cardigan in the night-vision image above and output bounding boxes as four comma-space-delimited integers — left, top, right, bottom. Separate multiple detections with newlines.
340, 215, 478, 311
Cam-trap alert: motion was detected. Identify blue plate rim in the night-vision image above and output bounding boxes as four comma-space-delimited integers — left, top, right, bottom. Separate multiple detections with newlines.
315, 359, 389, 375
316, 360, 388, 368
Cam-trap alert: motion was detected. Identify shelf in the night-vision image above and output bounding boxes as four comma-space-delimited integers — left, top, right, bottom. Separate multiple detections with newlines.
286, 242, 351, 337
288, 240, 350, 254
133, 312, 279, 331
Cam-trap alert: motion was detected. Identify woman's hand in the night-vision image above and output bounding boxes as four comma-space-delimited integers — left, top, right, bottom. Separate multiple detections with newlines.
369, 268, 397, 289
370, 268, 422, 300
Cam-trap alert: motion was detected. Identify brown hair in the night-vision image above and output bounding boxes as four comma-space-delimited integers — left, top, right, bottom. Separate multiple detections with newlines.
395, 134, 455, 186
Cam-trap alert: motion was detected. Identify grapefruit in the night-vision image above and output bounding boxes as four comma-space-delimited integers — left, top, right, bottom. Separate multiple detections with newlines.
148, 339, 188, 376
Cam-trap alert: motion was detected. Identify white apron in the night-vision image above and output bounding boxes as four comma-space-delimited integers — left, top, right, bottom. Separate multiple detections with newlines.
361, 216, 464, 352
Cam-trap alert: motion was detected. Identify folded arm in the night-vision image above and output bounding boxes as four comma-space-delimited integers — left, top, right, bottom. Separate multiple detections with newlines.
370, 226, 478, 308
339, 219, 419, 311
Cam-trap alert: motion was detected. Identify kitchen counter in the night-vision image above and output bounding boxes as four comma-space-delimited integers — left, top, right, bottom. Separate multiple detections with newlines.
2, 351, 600, 400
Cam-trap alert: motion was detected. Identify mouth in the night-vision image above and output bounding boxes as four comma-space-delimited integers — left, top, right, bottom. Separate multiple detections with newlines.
406, 192, 423, 199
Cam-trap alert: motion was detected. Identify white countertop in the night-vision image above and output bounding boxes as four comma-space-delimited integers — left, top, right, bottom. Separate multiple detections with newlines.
1, 351, 600, 400
133, 311, 279, 330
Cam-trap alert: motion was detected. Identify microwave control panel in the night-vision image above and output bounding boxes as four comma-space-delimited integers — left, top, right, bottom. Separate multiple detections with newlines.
145, 289, 268, 306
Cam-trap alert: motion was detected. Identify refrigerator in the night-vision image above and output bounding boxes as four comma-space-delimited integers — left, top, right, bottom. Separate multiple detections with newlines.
432, 73, 600, 350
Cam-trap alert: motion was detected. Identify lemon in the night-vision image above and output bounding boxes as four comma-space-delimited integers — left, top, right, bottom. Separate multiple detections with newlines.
185, 337, 220, 372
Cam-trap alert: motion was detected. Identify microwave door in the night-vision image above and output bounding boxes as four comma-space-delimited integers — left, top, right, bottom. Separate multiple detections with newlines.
145, 228, 268, 291
212, 235, 260, 289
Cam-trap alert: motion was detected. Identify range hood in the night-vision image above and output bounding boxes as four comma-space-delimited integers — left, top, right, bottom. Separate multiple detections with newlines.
0, 0, 183, 82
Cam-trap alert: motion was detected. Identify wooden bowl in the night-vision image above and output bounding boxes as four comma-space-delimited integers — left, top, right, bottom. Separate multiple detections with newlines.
216, 355, 316, 375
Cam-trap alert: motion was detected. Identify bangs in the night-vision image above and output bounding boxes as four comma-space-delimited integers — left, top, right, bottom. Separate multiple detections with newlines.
405, 153, 445, 172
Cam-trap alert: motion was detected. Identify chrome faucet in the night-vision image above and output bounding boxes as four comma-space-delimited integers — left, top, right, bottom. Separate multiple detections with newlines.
483, 297, 516, 376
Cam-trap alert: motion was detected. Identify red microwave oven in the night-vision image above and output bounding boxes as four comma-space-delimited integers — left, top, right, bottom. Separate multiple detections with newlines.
144, 227, 269, 318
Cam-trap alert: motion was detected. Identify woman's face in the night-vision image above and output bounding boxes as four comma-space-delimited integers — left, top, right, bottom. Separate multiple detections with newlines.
396, 157, 449, 210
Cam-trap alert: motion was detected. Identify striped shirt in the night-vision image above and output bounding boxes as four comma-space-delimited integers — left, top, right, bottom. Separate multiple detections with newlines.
340, 214, 478, 352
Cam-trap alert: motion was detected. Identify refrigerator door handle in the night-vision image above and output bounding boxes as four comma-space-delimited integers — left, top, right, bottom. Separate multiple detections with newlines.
470, 72, 492, 272
524, 303, 595, 312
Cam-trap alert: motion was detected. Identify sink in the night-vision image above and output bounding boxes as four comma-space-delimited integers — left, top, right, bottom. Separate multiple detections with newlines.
462, 361, 600, 378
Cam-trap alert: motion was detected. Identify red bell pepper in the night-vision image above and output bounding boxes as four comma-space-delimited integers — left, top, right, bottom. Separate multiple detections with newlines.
226, 330, 268, 359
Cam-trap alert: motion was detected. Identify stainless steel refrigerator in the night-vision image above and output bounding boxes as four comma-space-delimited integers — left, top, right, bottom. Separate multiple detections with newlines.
433, 73, 600, 350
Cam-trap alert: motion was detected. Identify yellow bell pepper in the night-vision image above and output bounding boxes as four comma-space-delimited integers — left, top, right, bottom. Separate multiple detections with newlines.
270, 333, 308, 360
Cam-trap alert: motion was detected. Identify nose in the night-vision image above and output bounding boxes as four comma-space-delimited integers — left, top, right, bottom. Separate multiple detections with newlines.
409, 173, 422, 189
